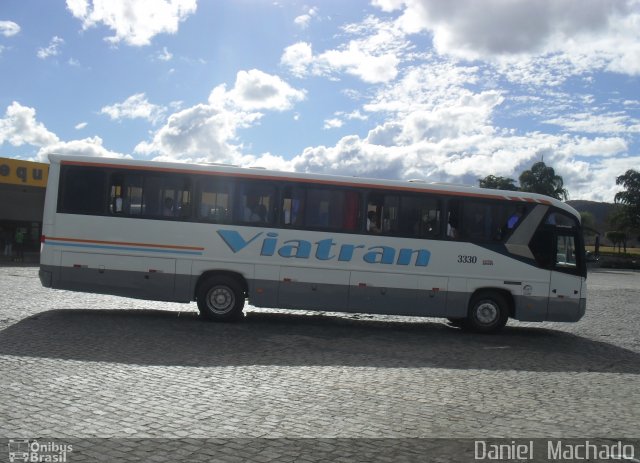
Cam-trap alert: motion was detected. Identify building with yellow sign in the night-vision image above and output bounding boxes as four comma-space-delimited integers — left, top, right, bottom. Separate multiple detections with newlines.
0, 157, 49, 259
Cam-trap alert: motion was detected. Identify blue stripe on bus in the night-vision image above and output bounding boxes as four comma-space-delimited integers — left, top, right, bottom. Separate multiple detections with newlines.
45, 241, 204, 255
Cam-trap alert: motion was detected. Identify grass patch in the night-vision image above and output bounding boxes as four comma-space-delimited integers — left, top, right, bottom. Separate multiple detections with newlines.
586, 245, 640, 256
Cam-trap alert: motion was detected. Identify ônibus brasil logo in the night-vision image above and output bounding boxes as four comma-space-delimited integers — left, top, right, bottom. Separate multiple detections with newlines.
7, 439, 72, 463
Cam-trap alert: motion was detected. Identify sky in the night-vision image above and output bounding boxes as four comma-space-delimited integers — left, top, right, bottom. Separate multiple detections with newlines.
0, 0, 639, 202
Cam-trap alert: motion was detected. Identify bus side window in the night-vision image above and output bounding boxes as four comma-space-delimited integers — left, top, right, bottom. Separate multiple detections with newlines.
58, 166, 107, 215
137, 174, 191, 220
281, 186, 305, 226
196, 177, 232, 223
110, 183, 123, 214
366, 193, 384, 234
400, 195, 440, 239
447, 200, 460, 240
236, 181, 276, 225
529, 227, 554, 269
109, 173, 142, 216
419, 198, 441, 239
342, 190, 361, 232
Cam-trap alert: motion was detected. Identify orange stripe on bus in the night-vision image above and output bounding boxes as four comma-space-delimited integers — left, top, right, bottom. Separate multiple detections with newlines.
46, 236, 204, 251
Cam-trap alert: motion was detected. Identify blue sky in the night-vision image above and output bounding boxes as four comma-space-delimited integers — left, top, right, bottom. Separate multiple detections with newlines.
1, 0, 639, 201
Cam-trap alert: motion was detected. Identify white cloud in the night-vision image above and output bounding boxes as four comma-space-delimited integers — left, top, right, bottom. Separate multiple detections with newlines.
0, 102, 125, 161
280, 42, 313, 77
316, 43, 400, 84
35, 136, 129, 162
66, 0, 197, 46
100, 93, 167, 124
323, 118, 343, 130
0, 102, 59, 147
380, 0, 640, 84
371, 0, 405, 13
136, 70, 304, 163
544, 112, 640, 134
0, 20, 20, 37
156, 46, 173, 61
281, 16, 408, 84
37, 36, 64, 59
294, 7, 317, 29
390, 0, 630, 57
278, 52, 631, 202
134, 103, 256, 162
75, 122, 88, 130
209, 69, 306, 112
363, 62, 480, 115
287, 122, 629, 201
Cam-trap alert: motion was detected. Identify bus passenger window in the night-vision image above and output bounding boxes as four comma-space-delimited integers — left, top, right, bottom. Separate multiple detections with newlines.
110, 184, 123, 214
529, 228, 554, 269
367, 210, 380, 233
546, 212, 576, 227
556, 234, 577, 268
281, 186, 305, 226
507, 206, 526, 230
138, 174, 191, 220
197, 177, 232, 223
236, 182, 275, 225
59, 166, 106, 215
447, 200, 460, 239
366, 195, 383, 233
342, 191, 360, 232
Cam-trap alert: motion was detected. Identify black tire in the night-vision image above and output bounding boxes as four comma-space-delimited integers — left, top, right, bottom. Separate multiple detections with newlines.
464, 292, 509, 333
196, 276, 245, 321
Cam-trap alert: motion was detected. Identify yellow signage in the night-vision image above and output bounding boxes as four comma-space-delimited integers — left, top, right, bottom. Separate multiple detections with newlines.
0, 157, 49, 188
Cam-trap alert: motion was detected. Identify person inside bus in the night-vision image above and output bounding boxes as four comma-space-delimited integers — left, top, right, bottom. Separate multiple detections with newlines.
367, 210, 381, 233
255, 203, 268, 222
244, 195, 261, 222
507, 206, 526, 229
163, 197, 175, 217
447, 213, 459, 239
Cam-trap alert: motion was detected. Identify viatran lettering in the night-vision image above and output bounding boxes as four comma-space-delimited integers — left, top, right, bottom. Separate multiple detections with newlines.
217, 230, 431, 267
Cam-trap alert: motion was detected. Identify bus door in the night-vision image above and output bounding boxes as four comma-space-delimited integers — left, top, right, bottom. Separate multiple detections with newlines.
548, 230, 583, 321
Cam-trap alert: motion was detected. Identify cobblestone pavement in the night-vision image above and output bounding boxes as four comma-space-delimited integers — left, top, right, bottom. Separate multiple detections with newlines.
0, 266, 638, 461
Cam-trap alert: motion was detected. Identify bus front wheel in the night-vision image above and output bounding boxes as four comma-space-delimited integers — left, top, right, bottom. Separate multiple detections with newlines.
464, 292, 509, 333
197, 276, 245, 321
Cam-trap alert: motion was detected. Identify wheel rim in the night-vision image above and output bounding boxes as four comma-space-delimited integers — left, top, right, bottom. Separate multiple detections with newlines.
475, 301, 498, 325
207, 286, 235, 314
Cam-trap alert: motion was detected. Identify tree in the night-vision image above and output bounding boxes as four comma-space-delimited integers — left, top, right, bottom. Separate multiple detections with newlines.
606, 231, 627, 253
478, 175, 518, 191
614, 169, 640, 232
518, 161, 568, 200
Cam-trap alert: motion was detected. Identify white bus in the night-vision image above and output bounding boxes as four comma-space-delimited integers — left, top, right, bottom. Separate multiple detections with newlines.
39, 154, 586, 333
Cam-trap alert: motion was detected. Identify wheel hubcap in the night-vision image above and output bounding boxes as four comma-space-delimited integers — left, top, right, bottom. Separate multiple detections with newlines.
208, 286, 234, 314
476, 301, 498, 324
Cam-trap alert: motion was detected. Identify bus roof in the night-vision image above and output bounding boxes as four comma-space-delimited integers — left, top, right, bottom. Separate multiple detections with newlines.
48, 153, 581, 220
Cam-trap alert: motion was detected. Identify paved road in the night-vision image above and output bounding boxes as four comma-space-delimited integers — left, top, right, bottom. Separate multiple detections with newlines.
0, 266, 638, 461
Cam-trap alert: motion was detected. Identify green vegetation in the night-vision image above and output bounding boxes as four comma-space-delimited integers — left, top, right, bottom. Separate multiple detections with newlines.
478, 160, 568, 200
586, 245, 639, 257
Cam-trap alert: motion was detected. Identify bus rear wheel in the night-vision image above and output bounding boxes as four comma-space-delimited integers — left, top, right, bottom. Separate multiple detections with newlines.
197, 276, 245, 321
464, 292, 509, 333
